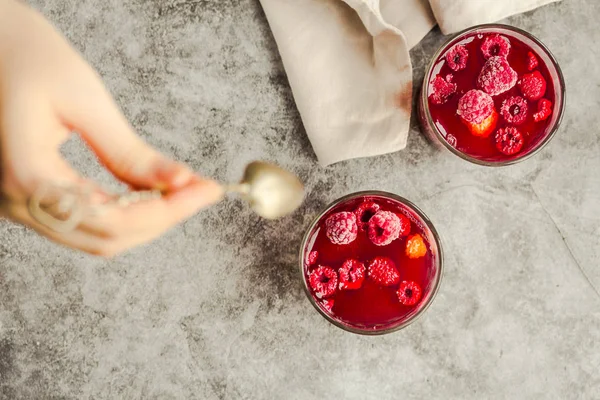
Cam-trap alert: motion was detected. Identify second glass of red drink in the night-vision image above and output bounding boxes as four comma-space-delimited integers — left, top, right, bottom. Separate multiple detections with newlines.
299, 191, 443, 335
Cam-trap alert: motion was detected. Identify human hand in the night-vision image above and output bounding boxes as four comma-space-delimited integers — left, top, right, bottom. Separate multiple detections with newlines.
0, 0, 224, 256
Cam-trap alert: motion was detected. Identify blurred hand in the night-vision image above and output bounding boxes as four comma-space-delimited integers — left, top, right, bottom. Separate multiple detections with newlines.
0, 0, 223, 256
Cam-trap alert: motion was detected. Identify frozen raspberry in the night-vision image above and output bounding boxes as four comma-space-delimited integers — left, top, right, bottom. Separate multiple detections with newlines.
397, 281, 422, 306
457, 89, 499, 137
477, 56, 518, 96
527, 51, 539, 71
368, 257, 400, 286
368, 211, 402, 246
494, 127, 524, 155
480, 34, 511, 59
309, 266, 338, 299
354, 201, 380, 231
338, 259, 366, 290
325, 212, 357, 245
429, 75, 457, 105
397, 213, 411, 237
405, 234, 427, 259
445, 44, 469, 71
500, 96, 528, 125
533, 98, 553, 122
457, 90, 494, 124
321, 299, 334, 312
306, 251, 318, 266
518, 71, 546, 101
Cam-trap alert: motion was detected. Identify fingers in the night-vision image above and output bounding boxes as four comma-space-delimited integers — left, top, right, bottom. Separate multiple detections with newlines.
52, 79, 226, 252
0, 1, 222, 257
81, 177, 224, 240
7, 202, 119, 257
47, 178, 220, 256
3, 0, 180, 192
5, 177, 223, 258
5, 178, 223, 257
55, 73, 194, 192
3, 134, 223, 257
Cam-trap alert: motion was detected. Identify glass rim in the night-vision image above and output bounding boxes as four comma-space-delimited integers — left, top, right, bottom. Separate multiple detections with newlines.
298, 190, 444, 335
420, 23, 567, 167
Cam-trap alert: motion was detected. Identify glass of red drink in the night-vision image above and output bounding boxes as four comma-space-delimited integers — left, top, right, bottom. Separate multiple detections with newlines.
419, 24, 565, 166
299, 191, 443, 335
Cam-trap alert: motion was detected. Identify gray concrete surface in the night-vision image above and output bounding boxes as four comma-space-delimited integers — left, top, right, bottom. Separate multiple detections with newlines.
1, 0, 599, 398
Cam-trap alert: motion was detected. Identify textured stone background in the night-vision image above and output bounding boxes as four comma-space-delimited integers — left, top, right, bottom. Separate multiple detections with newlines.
1, 0, 599, 399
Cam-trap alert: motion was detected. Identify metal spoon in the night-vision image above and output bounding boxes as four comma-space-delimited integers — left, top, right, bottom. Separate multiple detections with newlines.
28, 161, 304, 232
225, 161, 305, 220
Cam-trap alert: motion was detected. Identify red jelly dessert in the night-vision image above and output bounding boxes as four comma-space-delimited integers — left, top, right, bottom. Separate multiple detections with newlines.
419, 24, 565, 165
300, 192, 443, 334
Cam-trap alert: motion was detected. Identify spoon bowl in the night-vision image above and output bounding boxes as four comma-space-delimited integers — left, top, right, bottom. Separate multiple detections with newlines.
229, 161, 305, 220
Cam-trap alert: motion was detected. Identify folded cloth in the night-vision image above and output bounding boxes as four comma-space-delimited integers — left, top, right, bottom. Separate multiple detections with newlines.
259, 0, 559, 166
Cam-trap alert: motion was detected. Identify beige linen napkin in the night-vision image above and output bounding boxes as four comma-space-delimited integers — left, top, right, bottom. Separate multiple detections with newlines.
259, 0, 559, 166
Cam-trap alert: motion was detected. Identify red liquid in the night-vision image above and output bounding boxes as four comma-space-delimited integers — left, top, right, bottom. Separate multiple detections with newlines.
426, 31, 556, 162
302, 195, 440, 332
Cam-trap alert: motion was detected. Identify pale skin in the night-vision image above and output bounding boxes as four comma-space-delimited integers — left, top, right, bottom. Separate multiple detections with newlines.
0, 0, 224, 256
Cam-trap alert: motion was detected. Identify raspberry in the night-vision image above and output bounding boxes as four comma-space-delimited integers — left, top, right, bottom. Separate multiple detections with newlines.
477, 56, 518, 96
308, 266, 338, 299
519, 71, 546, 101
480, 34, 511, 59
405, 234, 427, 259
306, 251, 318, 266
368, 211, 402, 246
354, 201, 380, 231
500, 96, 528, 125
368, 257, 400, 286
457, 89, 498, 137
397, 281, 422, 306
321, 299, 334, 312
429, 75, 457, 105
397, 213, 411, 237
325, 212, 357, 245
457, 90, 494, 124
494, 127, 524, 155
445, 44, 469, 71
527, 51, 539, 71
338, 259, 366, 290
533, 98, 553, 122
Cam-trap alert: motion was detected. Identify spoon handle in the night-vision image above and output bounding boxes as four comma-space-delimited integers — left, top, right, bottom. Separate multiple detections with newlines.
223, 182, 251, 195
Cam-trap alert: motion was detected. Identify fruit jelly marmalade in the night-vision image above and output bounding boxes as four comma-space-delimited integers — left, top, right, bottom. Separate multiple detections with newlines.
303, 196, 436, 329
427, 32, 555, 161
